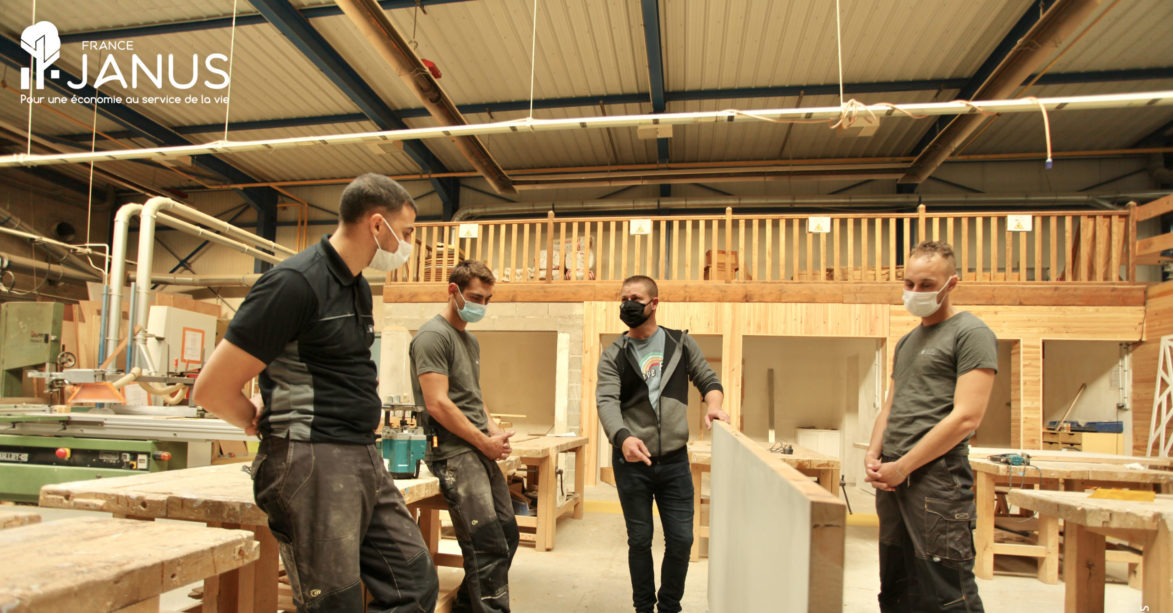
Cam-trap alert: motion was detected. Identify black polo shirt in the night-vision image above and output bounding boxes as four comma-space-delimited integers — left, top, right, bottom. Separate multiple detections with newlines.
223, 235, 379, 444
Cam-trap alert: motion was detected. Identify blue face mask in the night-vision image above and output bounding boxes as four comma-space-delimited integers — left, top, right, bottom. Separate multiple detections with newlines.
455, 291, 486, 323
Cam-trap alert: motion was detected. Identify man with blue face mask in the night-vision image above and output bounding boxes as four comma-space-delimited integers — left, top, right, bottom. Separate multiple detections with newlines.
865, 240, 997, 612
195, 173, 437, 612
410, 260, 518, 613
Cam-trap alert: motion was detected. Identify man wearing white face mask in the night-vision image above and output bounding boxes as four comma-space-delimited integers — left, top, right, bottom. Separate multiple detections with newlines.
410, 260, 519, 613
864, 240, 997, 612
195, 173, 438, 612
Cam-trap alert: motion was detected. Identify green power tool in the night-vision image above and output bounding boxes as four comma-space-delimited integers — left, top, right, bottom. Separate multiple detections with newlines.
380, 397, 427, 479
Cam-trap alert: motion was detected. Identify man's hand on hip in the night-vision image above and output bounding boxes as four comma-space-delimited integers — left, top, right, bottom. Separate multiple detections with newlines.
621, 436, 652, 466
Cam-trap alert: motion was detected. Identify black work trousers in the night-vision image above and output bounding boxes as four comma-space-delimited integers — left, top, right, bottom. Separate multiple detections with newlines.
252, 436, 439, 613
877, 451, 984, 612
428, 450, 519, 613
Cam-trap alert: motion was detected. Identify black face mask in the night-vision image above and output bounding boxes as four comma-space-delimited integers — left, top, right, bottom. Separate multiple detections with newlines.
619, 299, 650, 328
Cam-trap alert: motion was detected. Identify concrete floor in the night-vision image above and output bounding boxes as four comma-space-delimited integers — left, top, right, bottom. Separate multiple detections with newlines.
20, 483, 1146, 612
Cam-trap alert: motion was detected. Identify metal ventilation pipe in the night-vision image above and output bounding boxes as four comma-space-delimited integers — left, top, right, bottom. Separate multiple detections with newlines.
450, 192, 1171, 220
0, 204, 101, 279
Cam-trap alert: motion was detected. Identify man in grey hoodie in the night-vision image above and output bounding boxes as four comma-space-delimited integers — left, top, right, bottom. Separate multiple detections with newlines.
596, 275, 728, 613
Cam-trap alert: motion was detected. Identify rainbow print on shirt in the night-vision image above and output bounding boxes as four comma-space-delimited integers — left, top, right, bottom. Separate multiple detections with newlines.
640, 352, 663, 381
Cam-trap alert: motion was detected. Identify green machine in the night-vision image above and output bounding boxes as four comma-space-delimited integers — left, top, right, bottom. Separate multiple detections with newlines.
0, 302, 64, 398
380, 400, 427, 479
0, 428, 187, 503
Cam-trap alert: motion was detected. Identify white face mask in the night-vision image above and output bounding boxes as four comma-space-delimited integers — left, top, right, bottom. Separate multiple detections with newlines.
370, 221, 413, 271
902, 277, 955, 318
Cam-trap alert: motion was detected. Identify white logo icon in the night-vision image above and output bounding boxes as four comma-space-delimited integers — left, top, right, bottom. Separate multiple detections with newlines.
20, 21, 61, 90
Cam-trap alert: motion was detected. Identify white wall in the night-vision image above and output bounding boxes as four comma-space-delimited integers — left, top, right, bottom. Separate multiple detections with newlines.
1044, 340, 1124, 425
739, 336, 879, 485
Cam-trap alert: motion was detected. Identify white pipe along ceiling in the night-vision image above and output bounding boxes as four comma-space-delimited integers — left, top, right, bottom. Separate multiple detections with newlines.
1, 91, 1171, 170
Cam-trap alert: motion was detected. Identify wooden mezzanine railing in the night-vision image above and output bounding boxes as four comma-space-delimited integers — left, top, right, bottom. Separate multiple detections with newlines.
388, 203, 1143, 287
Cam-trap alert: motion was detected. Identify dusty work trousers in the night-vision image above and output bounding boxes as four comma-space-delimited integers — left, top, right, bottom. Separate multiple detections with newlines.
876, 452, 984, 612
612, 446, 694, 613
252, 436, 439, 613
428, 450, 519, 613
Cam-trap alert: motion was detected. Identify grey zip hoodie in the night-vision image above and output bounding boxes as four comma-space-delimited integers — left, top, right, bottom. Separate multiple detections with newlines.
596, 326, 723, 457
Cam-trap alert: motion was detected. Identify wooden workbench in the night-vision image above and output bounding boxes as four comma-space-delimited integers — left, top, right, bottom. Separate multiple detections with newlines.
687, 439, 841, 561
0, 516, 258, 612
0, 508, 40, 530
509, 435, 588, 551
1006, 490, 1173, 613
972, 458, 1173, 583
39, 461, 447, 612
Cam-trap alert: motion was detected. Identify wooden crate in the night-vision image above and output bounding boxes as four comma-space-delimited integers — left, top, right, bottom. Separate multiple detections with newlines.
1041, 431, 1123, 454
705, 249, 739, 270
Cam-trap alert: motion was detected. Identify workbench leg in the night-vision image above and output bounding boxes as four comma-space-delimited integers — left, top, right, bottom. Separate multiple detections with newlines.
114, 595, 161, 613
1036, 514, 1059, 584
974, 471, 996, 580
214, 522, 252, 613
820, 468, 840, 497
417, 506, 441, 560
1063, 523, 1105, 613
573, 448, 586, 520
1127, 538, 1143, 590
251, 525, 279, 613
1141, 522, 1172, 613
690, 464, 703, 562
536, 457, 555, 551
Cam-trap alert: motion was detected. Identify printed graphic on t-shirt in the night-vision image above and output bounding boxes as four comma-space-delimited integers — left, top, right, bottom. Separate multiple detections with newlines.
640, 352, 663, 382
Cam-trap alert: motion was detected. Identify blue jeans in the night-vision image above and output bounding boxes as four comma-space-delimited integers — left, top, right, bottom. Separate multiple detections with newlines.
612, 446, 694, 613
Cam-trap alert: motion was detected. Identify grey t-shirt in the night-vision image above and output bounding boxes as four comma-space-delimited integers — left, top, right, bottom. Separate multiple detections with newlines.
628, 327, 666, 410
883, 311, 998, 457
410, 315, 488, 461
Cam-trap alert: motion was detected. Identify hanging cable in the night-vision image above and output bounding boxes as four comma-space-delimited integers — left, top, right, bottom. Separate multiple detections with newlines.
1029, 96, 1054, 169
222, 0, 240, 141
527, 0, 539, 120
25, 0, 36, 156
835, 0, 845, 108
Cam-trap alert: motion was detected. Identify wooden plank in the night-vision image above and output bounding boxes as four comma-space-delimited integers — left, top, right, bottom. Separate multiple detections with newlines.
659, 220, 667, 280
793, 218, 801, 281
990, 216, 999, 280
544, 213, 555, 282
0, 509, 40, 530
931, 216, 939, 241
152, 293, 220, 318
902, 217, 911, 269
738, 219, 746, 281
976, 216, 984, 278
1065, 523, 1106, 613
607, 221, 616, 281
569, 222, 579, 279
960, 217, 968, 281
1081, 216, 1095, 282
0, 517, 258, 613
1049, 216, 1058, 281
725, 209, 733, 283
832, 218, 840, 281
917, 204, 926, 240
860, 218, 869, 281
646, 222, 654, 277
846, 218, 854, 280
1019, 228, 1027, 282
621, 221, 630, 281
752, 218, 760, 281
874, 218, 882, 281
766, 219, 774, 281
672, 219, 680, 280
1135, 232, 1173, 259
1065, 216, 1074, 282
558, 220, 568, 282
632, 223, 641, 276
1033, 217, 1042, 282
806, 223, 815, 281
889, 218, 896, 280
1136, 193, 1173, 221
1110, 216, 1122, 282
1128, 203, 1138, 282
685, 219, 693, 281
1094, 216, 1109, 282
819, 232, 828, 282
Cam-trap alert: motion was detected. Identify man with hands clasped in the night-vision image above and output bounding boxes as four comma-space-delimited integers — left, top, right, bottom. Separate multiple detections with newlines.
596, 275, 728, 613
411, 260, 518, 613
865, 241, 997, 612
